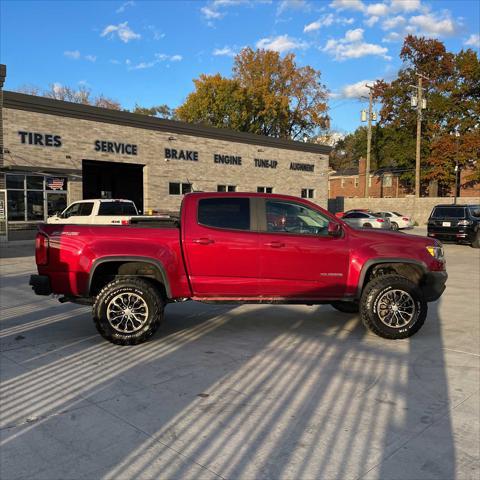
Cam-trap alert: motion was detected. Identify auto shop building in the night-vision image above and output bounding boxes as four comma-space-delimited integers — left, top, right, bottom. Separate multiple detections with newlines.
0, 70, 331, 240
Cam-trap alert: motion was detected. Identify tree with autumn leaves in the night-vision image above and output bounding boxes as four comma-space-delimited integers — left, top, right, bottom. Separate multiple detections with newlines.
333, 35, 479, 193
176, 48, 329, 140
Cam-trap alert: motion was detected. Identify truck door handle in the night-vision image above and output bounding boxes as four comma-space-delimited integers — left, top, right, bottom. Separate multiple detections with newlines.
265, 241, 285, 248
193, 238, 215, 245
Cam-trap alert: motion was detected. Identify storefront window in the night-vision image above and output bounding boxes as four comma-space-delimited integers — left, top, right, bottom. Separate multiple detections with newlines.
27, 176, 44, 190
6, 175, 25, 189
6, 174, 67, 222
47, 193, 68, 217
27, 191, 44, 220
7, 191, 25, 221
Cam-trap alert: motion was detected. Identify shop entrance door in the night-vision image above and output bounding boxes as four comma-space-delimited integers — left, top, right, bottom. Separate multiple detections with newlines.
0, 190, 7, 241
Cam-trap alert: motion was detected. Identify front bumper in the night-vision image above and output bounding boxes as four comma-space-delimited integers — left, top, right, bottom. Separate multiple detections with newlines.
29, 275, 52, 296
421, 271, 448, 302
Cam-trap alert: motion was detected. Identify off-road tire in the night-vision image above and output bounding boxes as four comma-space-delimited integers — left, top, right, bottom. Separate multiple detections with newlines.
93, 277, 165, 345
391, 222, 399, 231
472, 231, 480, 249
331, 301, 359, 313
360, 274, 427, 339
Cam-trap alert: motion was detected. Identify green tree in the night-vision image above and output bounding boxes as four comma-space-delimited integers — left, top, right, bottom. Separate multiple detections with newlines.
132, 104, 176, 119
177, 48, 329, 140
374, 35, 480, 190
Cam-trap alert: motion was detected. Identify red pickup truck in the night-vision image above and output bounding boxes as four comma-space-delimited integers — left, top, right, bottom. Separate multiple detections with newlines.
30, 192, 447, 345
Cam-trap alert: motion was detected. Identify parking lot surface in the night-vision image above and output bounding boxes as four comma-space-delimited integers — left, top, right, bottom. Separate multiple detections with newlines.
1, 230, 479, 480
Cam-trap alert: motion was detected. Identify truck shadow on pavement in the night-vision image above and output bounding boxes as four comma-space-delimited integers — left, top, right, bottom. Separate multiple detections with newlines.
0, 281, 455, 479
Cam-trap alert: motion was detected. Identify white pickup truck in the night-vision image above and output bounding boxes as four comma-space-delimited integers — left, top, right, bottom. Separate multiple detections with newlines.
47, 199, 139, 225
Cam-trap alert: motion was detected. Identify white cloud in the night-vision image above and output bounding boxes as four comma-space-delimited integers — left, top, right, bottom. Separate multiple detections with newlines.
256, 34, 308, 53
52, 83, 63, 95
382, 31, 402, 43
129, 53, 182, 70
339, 79, 375, 98
345, 28, 364, 42
465, 34, 480, 49
304, 13, 354, 32
131, 61, 156, 70
409, 11, 457, 37
304, 14, 334, 32
322, 28, 391, 61
213, 46, 236, 56
64, 50, 81, 59
390, 0, 421, 13
329, 0, 365, 12
381, 15, 405, 30
201, 5, 223, 19
64, 50, 97, 62
116, 1, 135, 14
365, 3, 388, 16
277, 0, 310, 15
101, 22, 141, 43
364, 15, 379, 27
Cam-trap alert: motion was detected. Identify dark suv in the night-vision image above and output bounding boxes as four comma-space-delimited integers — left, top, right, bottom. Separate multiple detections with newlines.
427, 204, 480, 248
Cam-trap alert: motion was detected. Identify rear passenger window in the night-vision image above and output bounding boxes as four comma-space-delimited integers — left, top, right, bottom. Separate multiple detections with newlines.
98, 202, 137, 215
198, 198, 250, 230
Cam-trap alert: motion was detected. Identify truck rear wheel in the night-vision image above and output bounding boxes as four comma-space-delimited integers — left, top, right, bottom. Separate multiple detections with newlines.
360, 275, 427, 339
93, 277, 164, 345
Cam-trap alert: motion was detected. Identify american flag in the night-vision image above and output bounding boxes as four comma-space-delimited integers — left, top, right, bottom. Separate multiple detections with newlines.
47, 177, 65, 190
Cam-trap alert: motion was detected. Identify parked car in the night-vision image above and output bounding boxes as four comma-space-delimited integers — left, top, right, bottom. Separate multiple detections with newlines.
30, 192, 447, 345
335, 208, 372, 219
375, 211, 414, 231
427, 204, 480, 248
47, 199, 139, 225
342, 211, 391, 230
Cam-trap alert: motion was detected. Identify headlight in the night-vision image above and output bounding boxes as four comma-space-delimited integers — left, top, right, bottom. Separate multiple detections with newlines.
426, 245, 444, 260
458, 220, 472, 226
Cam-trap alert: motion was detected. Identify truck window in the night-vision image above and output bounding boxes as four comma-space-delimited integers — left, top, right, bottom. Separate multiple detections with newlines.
266, 200, 329, 236
98, 202, 137, 216
198, 198, 250, 230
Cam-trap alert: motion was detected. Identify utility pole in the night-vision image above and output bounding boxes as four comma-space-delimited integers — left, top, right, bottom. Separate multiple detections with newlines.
412, 73, 428, 197
362, 84, 375, 198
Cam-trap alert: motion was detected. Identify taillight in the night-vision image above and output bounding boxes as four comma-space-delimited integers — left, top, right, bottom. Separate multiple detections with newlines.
35, 233, 49, 265
121, 219, 130, 225
402, 217, 409, 221
376, 218, 384, 223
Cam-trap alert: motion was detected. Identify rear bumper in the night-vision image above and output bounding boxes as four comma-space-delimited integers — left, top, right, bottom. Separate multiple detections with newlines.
29, 275, 52, 296
428, 227, 476, 242
421, 271, 447, 302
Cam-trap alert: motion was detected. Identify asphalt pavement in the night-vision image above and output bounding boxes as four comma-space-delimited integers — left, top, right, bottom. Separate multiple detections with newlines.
0, 230, 479, 480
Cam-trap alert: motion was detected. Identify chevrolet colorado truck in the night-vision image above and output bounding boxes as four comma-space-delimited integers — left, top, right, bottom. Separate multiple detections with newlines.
30, 192, 447, 345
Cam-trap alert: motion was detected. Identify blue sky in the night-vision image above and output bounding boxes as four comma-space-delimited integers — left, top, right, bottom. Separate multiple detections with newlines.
1, 0, 479, 134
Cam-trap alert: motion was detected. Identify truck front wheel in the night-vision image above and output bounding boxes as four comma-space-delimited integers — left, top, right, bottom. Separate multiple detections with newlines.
93, 277, 164, 345
360, 275, 427, 339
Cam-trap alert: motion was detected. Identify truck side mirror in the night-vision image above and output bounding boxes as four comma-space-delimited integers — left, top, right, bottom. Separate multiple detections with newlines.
328, 221, 342, 237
